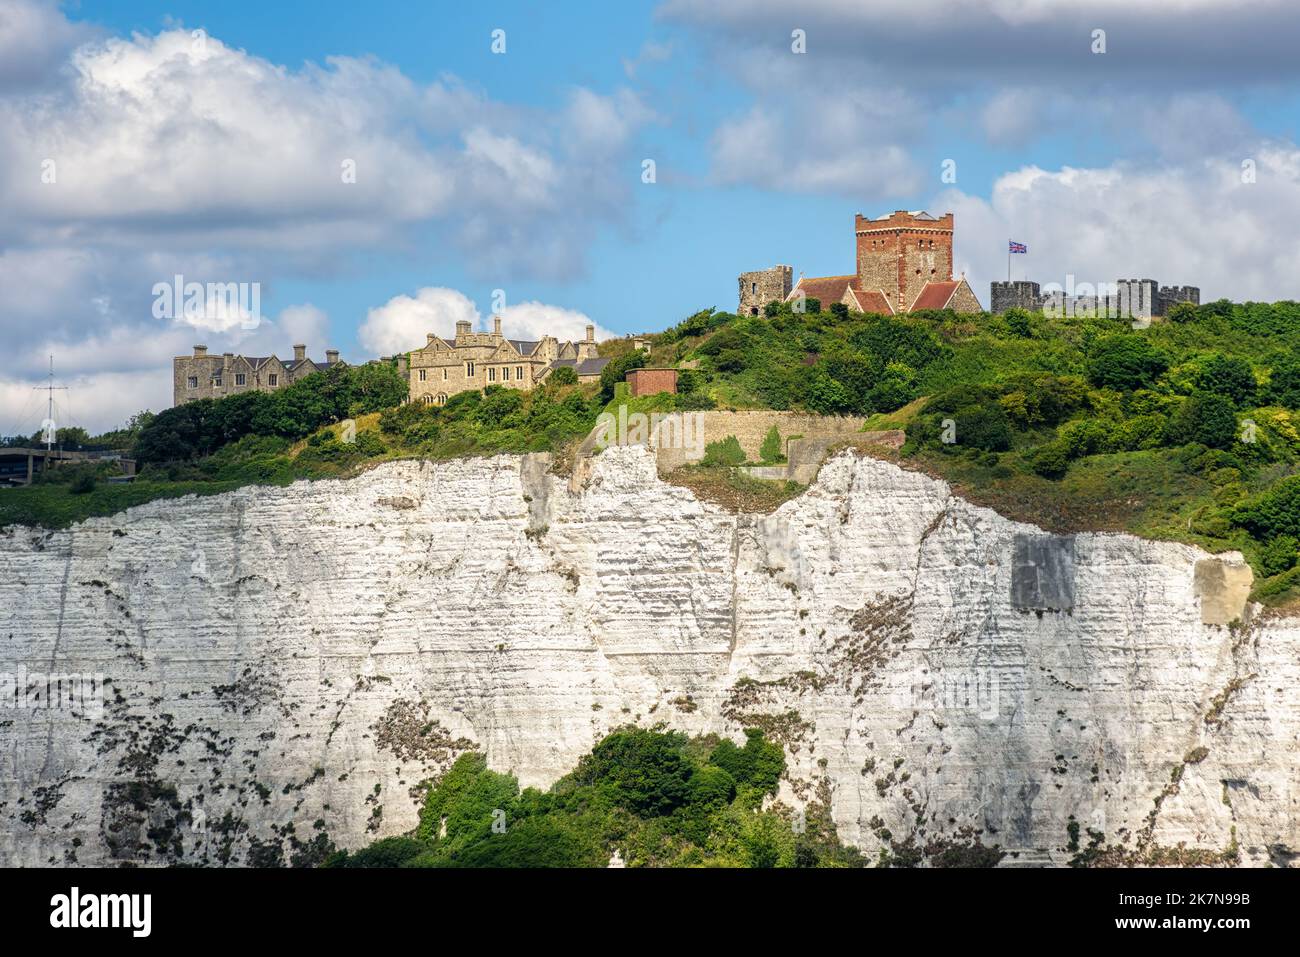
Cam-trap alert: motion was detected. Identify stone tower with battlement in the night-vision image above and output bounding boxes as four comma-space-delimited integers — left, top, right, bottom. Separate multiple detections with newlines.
1159, 285, 1201, 315
737, 265, 793, 316
856, 211, 954, 314
990, 281, 1043, 314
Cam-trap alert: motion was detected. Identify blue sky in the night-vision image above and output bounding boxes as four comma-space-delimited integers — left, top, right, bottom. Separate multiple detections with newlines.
3, 0, 1300, 430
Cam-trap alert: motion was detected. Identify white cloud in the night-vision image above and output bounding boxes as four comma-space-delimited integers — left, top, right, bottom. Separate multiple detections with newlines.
0, 0, 96, 92
940, 146, 1300, 304
497, 301, 613, 343
359, 288, 480, 355
359, 287, 613, 357
0, 14, 655, 432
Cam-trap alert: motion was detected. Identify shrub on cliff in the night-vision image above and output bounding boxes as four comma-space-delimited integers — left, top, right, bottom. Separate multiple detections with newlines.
701, 435, 746, 467
1086, 335, 1168, 391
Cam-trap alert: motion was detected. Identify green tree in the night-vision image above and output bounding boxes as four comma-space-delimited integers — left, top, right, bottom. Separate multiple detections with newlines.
759, 425, 784, 463
1167, 392, 1238, 449
1086, 335, 1169, 391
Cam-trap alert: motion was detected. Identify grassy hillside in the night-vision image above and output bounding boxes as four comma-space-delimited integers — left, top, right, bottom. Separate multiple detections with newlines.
6, 296, 1300, 606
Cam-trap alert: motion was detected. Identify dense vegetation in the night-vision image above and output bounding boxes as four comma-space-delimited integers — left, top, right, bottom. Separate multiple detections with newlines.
6, 296, 1300, 604
622, 298, 1300, 606
327, 727, 867, 868
0, 363, 605, 528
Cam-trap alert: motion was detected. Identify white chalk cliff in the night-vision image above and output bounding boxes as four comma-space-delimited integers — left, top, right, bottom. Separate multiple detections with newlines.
0, 446, 1295, 866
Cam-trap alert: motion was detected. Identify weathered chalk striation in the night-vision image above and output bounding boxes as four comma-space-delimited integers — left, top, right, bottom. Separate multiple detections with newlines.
0, 447, 1294, 866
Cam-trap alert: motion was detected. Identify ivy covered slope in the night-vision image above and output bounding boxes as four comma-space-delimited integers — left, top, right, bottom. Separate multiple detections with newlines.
328, 727, 875, 868
641, 298, 1300, 607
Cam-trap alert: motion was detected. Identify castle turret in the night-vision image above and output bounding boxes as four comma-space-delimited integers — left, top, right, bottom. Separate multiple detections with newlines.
990, 281, 1042, 314
737, 265, 793, 316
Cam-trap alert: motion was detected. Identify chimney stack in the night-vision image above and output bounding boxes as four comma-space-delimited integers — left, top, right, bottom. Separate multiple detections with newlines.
585, 323, 594, 343
427, 333, 436, 344
293, 344, 306, 361
193, 345, 208, 357
326, 349, 339, 364
493, 316, 502, 337
455, 320, 471, 339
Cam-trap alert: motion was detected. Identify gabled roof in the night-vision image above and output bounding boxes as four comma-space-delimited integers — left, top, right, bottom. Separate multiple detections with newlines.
509, 339, 540, 356
909, 280, 961, 312
787, 274, 855, 307
846, 279, 894, 315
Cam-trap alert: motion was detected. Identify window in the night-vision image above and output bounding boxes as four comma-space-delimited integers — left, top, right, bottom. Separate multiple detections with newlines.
187, 376, 198, 389
213, 376, 222, 387
466, 361, 475, 377
269, 374, 278, 386
751, 282, 757, 295
502, 367, 510, 381
419, 394, 434, 405
488, 367, 496, 382
419, 369, 427, 381
442, 369, 448, 380
235, 373, 246, 386
516, 366, 523, 380
435, 393, 448, 405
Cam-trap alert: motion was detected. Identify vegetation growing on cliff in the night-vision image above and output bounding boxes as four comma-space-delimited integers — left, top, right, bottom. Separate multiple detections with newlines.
6, 296, 1300, 605
325, 727, 865, 868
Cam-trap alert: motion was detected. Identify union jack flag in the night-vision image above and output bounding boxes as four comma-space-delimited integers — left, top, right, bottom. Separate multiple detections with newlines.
1009, 241, 1027, 254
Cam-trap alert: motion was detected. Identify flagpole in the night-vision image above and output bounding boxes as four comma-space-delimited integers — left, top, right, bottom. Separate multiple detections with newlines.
1007, 244, 1010, 282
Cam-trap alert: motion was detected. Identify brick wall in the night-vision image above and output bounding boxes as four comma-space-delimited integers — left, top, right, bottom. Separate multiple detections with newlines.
857, 212, 953, 312
627, 368, 678, 397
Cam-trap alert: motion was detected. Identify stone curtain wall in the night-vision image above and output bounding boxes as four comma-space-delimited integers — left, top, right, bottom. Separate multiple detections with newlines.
652, 411, 869, 470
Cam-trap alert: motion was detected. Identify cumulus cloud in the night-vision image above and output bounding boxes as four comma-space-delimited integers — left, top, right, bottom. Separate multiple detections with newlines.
359, 288, 480, 355
940, 146, 1300, 303
0, 13, 654, 431
0, 0, 96, 92
359, 287, 614, 356
497, 301, 614, 344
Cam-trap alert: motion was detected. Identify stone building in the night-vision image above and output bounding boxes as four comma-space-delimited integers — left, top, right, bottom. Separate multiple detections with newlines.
406, 317, 608, 406
738, 265, 793, 316
737, 211, 982, 316
172, 343, 344, 407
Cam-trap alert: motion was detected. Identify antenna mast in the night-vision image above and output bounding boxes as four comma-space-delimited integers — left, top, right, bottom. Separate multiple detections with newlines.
33, 354, 68, 452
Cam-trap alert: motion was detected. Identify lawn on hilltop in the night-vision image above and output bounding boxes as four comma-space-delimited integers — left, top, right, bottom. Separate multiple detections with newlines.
5, 295, 1300, 607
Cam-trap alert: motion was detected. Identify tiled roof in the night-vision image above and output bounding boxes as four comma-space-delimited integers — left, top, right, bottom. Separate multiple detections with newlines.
846, 280, 894, 315
909, 280, 960, 312
509, 339, 540, 356
788, 275, 855, 307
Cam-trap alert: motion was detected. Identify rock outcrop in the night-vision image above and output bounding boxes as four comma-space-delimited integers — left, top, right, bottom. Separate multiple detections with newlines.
1, 447, 1295, 866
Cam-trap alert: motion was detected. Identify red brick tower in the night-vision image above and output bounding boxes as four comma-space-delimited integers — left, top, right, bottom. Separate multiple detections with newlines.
855, 211, 954, 313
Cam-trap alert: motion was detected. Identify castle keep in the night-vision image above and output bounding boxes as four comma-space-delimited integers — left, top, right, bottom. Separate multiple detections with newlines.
406, 317, 608, 405
173, 343, 344, 407
738, 211, 983, 317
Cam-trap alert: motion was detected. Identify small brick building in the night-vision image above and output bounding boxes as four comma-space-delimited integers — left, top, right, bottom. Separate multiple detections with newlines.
626, 368, 678, 397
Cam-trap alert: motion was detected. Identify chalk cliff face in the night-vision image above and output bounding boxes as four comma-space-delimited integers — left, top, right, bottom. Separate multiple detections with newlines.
1, 447, 1295, 867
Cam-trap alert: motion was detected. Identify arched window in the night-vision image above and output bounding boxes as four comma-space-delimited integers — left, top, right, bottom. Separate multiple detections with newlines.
435, 393, 448, 406
419, 393, 434, 405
